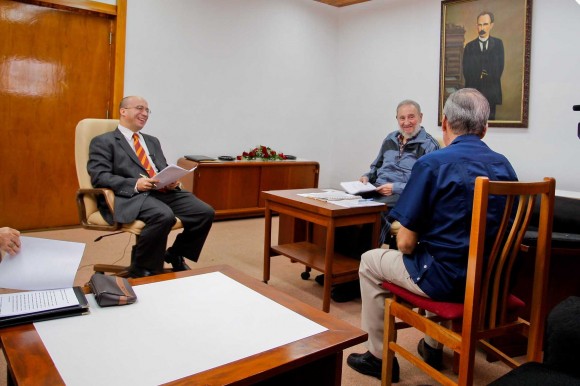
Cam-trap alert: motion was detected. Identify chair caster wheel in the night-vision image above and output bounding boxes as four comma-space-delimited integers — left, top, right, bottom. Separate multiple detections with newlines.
301, 271, 310, 280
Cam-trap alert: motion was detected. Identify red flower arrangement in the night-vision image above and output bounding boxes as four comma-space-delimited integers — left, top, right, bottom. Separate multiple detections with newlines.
237, 145, 288, 161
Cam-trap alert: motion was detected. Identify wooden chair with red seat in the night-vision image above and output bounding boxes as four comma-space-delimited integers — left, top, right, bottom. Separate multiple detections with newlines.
74, 118, 182, 277
381, 176, 556, 386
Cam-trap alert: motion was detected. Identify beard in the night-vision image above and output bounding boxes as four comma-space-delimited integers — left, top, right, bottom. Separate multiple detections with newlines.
399, 124, 421, 139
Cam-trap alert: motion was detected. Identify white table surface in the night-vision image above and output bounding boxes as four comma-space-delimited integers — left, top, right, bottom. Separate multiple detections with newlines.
34, 272, 327, 386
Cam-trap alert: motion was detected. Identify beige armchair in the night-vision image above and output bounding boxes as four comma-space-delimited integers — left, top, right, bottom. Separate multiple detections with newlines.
74, 118, 182, 275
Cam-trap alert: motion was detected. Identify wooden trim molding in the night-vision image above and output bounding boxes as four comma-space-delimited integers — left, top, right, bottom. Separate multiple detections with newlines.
16, 0, 116, 15
112, 0, 127, 118
316, 0, 371, 7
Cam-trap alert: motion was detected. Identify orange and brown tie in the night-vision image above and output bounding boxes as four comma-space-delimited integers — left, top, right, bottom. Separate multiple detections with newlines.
132, 133, 155, 177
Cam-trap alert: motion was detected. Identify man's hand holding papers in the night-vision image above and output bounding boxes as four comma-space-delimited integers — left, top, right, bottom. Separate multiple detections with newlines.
153, 164, 197, 190
340, 181, 377, 195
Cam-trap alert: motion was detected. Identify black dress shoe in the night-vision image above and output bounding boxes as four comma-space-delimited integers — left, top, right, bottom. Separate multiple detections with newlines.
347, 351, 399, 382
127, 266, 156, 278
331, 280, 361, 302
417, 338, 443, 370
164, 251, 191, 272
315, 274, 325, 286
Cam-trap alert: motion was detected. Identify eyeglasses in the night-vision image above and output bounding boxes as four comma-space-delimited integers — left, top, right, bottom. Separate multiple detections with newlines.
124, 105, 152, 115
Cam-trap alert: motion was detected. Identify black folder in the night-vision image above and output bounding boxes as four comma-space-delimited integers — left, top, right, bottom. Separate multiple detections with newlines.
0, 287, 89, 328
184, 155, 218, 162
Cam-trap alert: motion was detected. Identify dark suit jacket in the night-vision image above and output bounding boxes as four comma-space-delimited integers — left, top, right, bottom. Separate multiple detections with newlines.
462, 36, 504, 105
87, 128, 169, 224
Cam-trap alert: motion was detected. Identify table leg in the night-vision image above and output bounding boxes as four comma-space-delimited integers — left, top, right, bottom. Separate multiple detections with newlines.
372, 212, 381, 248
263, 205, 272, 283
322, 220, 336, 313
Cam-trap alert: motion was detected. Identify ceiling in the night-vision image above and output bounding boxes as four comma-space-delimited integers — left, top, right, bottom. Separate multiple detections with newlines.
316, 0, 371, 7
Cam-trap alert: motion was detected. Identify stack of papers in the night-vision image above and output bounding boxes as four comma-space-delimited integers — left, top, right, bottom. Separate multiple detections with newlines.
154, 164, 197, 189
297, 190, 384, 208
340, 181, 377, 195
298, 190, 361, 201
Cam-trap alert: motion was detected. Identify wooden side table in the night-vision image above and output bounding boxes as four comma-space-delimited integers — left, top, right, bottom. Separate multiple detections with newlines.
262, 189, 386, 312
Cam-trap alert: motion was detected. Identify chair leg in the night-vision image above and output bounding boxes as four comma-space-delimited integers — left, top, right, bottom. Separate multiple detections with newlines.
382, 299, 397, 386
452, 319, 461, 374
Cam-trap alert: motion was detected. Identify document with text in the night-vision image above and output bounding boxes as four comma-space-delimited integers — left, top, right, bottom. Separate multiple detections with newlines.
154, 164, 197, 189
0, 287, 89, 328
0, 288, 81, 317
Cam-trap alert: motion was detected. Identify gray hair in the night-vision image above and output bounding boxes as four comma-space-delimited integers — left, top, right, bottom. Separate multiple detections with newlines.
396, 99, 422, 115
442, 88, 489, 135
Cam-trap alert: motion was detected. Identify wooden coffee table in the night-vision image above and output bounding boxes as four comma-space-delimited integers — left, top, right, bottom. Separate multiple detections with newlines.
0, 265, 367, 385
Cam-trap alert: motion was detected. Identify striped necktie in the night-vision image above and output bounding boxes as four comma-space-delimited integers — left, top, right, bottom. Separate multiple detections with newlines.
132, 133, 155, 177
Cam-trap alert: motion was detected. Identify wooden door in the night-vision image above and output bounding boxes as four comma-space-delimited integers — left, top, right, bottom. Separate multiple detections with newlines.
0, 0, 114, 230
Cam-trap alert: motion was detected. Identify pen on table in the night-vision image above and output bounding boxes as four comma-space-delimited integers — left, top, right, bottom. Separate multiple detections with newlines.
358, 198, 374, 203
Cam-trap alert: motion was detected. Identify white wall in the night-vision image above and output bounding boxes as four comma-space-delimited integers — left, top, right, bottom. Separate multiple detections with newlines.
124, 0, 338, 186
332, 0, 580, 191
122, 0, 580, 191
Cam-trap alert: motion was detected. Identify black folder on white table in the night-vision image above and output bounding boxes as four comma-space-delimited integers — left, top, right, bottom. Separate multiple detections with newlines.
0, 287, 89, 328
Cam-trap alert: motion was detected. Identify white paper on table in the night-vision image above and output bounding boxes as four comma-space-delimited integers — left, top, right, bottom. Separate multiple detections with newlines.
154, 164, 197, 189
35, 272, 328, 386
330, 199, 385, 208
0, 237, 85, 290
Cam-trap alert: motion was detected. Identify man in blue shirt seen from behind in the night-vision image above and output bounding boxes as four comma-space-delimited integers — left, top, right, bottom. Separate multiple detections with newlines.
347, 88, 518, 383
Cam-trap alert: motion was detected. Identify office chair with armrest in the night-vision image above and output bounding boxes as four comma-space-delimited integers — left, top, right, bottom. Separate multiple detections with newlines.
74, 118, 182, 276
381, 176, 556, 386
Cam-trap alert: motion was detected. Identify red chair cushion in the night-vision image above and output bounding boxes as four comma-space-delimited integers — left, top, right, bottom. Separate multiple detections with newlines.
381, 281, 525, 320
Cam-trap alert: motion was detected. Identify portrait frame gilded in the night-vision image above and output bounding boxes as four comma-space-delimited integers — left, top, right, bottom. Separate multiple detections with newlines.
438, 0, 532, 127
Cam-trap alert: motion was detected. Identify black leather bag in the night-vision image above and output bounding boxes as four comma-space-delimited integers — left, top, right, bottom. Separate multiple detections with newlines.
88, 274, 137, 307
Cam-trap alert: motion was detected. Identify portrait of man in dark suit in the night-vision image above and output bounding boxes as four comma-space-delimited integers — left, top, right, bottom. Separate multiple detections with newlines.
462, 11, 504, 120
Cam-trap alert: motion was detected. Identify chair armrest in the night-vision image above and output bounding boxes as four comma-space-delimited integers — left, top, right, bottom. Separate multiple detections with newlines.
76, 188, 121, 231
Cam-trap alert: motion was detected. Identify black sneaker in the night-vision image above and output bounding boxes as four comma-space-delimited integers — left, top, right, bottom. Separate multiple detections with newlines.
417, 338, 443, 370
347, 351, 400, 382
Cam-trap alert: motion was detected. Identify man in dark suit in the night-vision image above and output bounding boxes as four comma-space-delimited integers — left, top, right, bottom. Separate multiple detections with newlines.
88, 96, 215, 278
462, 11, 504, 120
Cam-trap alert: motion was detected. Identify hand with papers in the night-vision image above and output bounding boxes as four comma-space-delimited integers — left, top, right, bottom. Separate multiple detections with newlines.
340, 181, 377, 195
153, 164, 197, 190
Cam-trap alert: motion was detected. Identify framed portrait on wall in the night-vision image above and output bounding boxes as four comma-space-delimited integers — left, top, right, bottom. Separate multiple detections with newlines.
438, 0, 532, 127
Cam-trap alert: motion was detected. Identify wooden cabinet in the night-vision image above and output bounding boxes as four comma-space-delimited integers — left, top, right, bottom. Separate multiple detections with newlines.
177, 158, 319, 220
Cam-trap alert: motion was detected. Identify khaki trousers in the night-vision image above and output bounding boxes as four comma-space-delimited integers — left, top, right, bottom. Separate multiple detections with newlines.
359, 248, 441, 358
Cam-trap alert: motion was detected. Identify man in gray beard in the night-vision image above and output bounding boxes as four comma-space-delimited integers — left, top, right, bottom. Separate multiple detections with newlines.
359, 99, 440, 243
321, 100, 440, 303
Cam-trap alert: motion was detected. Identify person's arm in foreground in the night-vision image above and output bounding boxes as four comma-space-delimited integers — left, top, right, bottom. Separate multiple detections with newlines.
396, 225, 418, 255
0, 227, 21, 255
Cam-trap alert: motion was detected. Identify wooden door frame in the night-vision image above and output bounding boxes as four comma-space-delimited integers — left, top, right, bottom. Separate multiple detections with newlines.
15, 0, 126, 117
